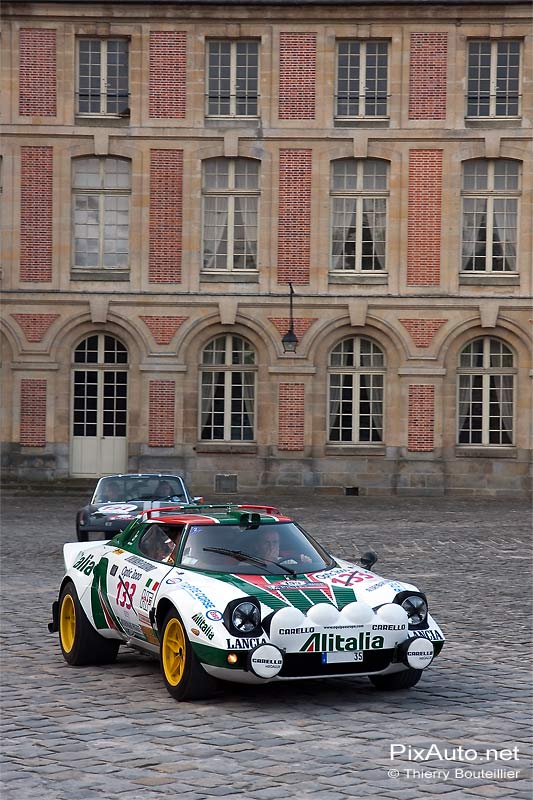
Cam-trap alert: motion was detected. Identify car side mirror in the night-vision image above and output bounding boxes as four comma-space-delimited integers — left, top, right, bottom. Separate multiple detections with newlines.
360, 550, 378, 570
193, 496, 204, 504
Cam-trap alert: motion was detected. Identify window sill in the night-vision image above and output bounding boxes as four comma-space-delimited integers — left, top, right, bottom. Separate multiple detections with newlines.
205, 117, 260, 127
325, 445, 386, 456
334, 118, 390, 128
201, 272, 259, 283
459, 273, 519, 285
75, 115, 130, 127
455, 447, 516, 459
194, 442, 257, 455
329, 272, 388, 285
464, 117, 522, 128
71, 269, 130, 281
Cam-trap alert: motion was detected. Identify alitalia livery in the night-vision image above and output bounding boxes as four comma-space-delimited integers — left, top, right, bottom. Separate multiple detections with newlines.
49, 503, 445, 701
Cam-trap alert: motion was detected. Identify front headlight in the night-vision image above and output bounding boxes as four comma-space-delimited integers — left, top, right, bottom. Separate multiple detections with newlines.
232, 602, 261, 633
401, 595, 428, 626
223, 597, 263, 638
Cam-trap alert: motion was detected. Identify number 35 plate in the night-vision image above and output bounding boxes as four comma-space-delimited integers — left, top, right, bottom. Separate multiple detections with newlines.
322, 651, 364, 664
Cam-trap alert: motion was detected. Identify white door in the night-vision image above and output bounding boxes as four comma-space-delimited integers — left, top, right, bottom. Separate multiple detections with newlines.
70, 334, 128, 476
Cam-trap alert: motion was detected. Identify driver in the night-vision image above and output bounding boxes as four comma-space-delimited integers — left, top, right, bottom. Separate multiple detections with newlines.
102, 481, 121, 502
256, 530, 281, 561
156, 480, 181, 501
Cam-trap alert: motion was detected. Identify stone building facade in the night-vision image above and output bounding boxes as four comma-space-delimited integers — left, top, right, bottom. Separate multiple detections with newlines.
1, 0, 532, 495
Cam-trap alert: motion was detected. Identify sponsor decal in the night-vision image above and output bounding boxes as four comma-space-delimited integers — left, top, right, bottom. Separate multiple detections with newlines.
364, 579, 389, 592
407, 629, 444, 642
191, 613, 215, 640
191, 628, 200, 636
249, 644, 283, 678
107, 514, 134, 521
405, 638, 434, 669
166, 578, 181, 585
270, 579, 329, 591
278, 627, 316, 635
120, 619, 143, 638
226, 637, 267, 650
300, 632, 385, 652
73, 552, 96, 576
206, 609, 223, 622
145, 578, 160, 591
124, 555, 157, 572
110, 564, 118, 576
112, 549, 124, 555
99, 503, 138, 515
139, 589, 155, 612
175, 582, 216, 610
372, 624, 406, 631
121, 566, 143, 581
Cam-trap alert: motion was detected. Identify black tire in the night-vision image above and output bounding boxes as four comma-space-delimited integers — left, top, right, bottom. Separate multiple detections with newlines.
159, 609, 217, 701
369, 668, 423, 691
59, 581, 119, 666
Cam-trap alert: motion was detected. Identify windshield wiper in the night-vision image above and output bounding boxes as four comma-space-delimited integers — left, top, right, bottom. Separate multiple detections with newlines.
203, 546, 297, 576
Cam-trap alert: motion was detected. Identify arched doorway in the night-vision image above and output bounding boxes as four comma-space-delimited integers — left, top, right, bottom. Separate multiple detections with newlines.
70, 333, 128, 476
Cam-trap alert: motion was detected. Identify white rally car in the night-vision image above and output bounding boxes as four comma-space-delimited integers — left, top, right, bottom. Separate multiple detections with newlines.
49, 503, 445, 701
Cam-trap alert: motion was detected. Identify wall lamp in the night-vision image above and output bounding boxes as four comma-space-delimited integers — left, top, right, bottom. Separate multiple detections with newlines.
281, 282, 299, 353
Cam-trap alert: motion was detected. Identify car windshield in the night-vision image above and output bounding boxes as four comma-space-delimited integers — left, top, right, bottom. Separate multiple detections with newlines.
177, 522, 334, 574
93, 476, 188, 504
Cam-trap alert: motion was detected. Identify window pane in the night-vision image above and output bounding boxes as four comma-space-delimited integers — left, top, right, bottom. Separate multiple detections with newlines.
336, 41, 360, 117
467, 41, 491, 117
78, 39, 102, 114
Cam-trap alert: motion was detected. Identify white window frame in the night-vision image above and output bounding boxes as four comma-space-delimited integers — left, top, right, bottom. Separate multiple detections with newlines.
330, 159, 388, 273
327, 336, 386, 445
461, 159, 520, 274
198, 334, 257, 442
72, 157, 131, 271
456, 337, 516, 447
206, 40, 260, 118
76, 38, 129, 117
335, 40, 389, 120
201, 158, 259, 273
466, 39, 521, 119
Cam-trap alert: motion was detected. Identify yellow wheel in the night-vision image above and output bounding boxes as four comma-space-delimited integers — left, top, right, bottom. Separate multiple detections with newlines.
59, 593, 76, 654
159, 609, 217, 701
162, 617, 187, 686
58, 581, 119, 666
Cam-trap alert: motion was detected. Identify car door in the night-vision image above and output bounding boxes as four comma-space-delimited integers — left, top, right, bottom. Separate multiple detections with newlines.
102, 545, 172, 647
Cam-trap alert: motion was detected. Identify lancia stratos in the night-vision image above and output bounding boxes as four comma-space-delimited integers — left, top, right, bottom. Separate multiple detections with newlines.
49, 504, 445, 701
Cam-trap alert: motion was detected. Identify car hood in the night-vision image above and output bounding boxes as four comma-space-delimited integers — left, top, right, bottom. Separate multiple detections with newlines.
88, 500, 184, 517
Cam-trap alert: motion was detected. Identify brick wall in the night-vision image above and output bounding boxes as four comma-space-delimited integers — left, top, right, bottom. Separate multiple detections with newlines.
407, 150, 442, 286
278, 384, 305, 451
20, 379, 47, 446
408, 33, 448, 120
12, 313, 60, 342
20, 146, 53, 282
149, 31, 187, 118
268, 317, 317, 341
399, 319, 447, 348
408, 385, 435, 452
277, 150, 312, 284
149, 150, 183, 283
148, 380, 175, 447
279, 33, 316, 120
140, 315, 188, 345
19, 29, 56, 116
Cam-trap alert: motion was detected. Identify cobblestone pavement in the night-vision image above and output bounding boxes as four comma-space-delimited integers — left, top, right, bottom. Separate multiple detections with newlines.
1, 490, 532, 800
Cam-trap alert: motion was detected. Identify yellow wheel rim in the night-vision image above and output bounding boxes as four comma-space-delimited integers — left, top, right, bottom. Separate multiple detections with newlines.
162, 617, 186, 686
60, 594, 76, 653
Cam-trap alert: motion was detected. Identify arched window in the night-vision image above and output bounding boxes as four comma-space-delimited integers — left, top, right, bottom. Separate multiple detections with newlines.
72, 157, 131, 270
330, 158, 388, 273
200, 334, 256, 441
457, 337, 514, 446
461, 159, 520, 273
202, 158, 259, 272
328, 337, 385, 443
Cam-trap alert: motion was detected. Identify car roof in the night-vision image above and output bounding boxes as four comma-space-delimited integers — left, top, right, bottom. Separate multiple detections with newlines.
140, 503, 292, 526
97, 473, 185, 479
